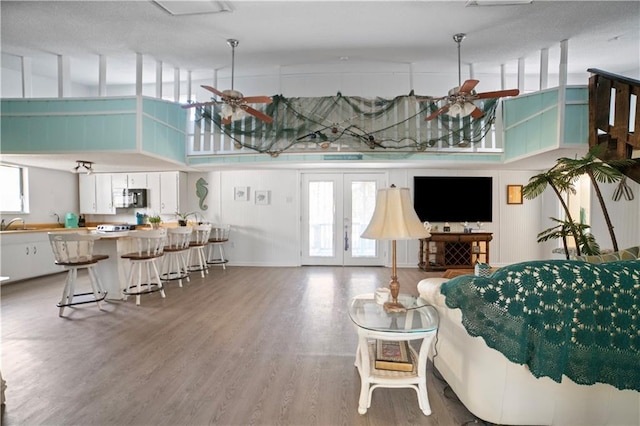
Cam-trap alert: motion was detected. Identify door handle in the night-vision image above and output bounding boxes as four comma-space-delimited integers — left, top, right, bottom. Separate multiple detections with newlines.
344, 230, 349, 251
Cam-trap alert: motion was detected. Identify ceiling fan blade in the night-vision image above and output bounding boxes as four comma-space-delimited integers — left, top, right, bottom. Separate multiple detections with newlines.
474, 89, 520, 99
201, 85, 226, 98
458, 79, 480, 93
241, 96, 273, 104
417, 95, 447, 103
181, 101, 218, 109
242, 105, 273, 124
470, 106, 485, 119
425, 104, 451, 121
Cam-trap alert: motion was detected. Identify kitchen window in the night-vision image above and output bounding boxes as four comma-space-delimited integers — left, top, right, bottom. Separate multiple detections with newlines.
0, 164, 28, 213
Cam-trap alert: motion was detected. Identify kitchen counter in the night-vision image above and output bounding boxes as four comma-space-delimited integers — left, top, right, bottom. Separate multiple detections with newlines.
0, 222, 136, 235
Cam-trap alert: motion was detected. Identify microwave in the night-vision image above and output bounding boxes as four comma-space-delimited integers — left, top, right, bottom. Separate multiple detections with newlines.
113, 188, 148, 208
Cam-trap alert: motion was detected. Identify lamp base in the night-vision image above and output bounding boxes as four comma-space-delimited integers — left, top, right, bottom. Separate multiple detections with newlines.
383, 301, 406, 313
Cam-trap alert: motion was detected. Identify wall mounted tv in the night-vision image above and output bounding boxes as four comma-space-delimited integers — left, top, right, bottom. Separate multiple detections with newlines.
413, 176, 493, 223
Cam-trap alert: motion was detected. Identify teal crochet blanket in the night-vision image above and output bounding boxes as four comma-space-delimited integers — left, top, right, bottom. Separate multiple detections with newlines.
441, 259, 640, 391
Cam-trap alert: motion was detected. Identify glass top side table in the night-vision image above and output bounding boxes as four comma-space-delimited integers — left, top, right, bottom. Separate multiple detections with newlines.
348, 293, 439, 416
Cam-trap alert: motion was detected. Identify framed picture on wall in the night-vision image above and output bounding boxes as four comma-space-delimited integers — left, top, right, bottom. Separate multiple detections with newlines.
255, 190, 270, 205
234, 186, 249, 201
507, 185, 523, 205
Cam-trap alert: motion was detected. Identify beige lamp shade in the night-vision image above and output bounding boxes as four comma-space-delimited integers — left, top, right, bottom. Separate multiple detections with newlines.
361, 186, 431, 240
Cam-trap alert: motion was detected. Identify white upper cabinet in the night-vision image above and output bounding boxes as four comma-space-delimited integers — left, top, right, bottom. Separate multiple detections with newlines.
146, 171, 187, 216
111, 172, 147, 189
79, 174, 115, 215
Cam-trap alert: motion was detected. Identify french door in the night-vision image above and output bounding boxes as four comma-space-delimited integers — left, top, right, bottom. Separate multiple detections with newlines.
301, 172, 386, 266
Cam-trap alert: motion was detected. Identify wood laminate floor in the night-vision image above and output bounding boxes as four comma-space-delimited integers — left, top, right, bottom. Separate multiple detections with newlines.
1, 266, 479, 426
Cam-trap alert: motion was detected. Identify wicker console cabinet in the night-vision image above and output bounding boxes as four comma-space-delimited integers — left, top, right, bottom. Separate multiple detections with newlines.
419, 232, 492, 271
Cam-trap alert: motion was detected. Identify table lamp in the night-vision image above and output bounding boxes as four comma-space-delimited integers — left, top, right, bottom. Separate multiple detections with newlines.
361, 185, 431, 312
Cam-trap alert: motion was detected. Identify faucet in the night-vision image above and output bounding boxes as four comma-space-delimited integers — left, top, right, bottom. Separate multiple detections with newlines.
1, 218, 25, 231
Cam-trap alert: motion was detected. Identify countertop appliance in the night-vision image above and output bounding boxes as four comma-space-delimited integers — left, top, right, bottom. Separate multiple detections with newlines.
65, 213, 79, 228
96, 224, 136, 233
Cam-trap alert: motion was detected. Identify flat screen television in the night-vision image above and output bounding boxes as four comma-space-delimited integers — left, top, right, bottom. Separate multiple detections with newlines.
413, 176, 493, 223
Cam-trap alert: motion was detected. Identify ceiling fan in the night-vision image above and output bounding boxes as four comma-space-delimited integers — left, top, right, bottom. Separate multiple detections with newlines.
424, 33, 519, 121
183, 39, 273, 125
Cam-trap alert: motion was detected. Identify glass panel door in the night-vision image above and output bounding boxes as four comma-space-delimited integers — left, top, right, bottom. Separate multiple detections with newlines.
301, 172, 385, 266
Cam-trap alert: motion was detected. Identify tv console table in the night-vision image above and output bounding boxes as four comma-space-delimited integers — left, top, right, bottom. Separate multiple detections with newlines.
419, 232, 493, 271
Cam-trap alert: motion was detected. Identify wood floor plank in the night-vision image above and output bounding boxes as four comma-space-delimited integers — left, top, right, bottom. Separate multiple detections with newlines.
1, 266, 478, 426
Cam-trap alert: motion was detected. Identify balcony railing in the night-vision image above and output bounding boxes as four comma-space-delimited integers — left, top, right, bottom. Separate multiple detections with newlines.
588, 68, 640, 183
186, 94, 503, 158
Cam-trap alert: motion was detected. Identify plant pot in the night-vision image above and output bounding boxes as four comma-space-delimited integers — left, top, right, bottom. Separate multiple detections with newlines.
178, 220, 187, 226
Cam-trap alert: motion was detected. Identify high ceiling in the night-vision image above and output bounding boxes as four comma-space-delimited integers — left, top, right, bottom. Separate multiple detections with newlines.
0, 1, 638, 173
2, 0, 639, 87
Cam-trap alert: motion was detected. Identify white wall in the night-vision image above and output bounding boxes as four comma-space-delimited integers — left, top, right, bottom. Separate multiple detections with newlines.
0, 166, 78, 226
5, 165, 637, 267
186, 170, 300, 267
177, 167, 544, 268
588, 179, 640, 251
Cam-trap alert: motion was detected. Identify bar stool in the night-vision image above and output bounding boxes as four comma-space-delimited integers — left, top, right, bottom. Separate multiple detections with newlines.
121, 229, 167, 306
48, 232, 109, 317
207, 224, 230, 270
160, 226, 193, 287
187, 224, 211, 278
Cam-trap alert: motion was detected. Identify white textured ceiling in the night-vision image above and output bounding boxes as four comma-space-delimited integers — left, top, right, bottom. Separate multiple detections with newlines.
2, 0, 639, 86
0, 0, 638, 173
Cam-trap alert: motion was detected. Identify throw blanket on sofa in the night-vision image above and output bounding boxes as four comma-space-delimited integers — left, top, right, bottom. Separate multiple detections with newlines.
441, 259, 640, 391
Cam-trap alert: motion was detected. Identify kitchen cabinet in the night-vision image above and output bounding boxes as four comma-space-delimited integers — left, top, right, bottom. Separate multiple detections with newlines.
146, 171, 187, 216
0, 232, 61, 283
111, 172, 147, 189
79, 174, 115, 214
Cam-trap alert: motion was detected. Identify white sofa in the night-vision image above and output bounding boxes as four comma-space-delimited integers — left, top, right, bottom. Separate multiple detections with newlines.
419, 276, 640, 426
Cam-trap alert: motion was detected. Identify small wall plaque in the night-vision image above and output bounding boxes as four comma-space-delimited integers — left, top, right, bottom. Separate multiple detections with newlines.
507, 185, 523, 205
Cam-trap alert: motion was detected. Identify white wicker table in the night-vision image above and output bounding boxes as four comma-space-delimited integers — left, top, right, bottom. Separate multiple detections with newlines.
348, 293, 438, 416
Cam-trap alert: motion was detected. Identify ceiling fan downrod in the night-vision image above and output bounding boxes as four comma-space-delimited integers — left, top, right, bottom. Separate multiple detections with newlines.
227, 38, 239, 91
453, 33, 466, 88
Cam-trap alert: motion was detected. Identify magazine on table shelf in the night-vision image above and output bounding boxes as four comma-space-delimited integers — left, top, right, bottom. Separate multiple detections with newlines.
374, 340, 414, 372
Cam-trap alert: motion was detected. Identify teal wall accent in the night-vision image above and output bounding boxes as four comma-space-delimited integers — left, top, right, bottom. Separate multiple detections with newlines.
141, 98, 187, 162
503, 87, 588, 162
503, 89, 558, 128
564, 87, 589, 145
564, 104, 589, 145
0, 97, 186, 159
1, 89, 586, 166
187, 151, 504, 166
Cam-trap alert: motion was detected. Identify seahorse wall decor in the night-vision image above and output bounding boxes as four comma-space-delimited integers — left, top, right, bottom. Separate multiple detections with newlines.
196, 177, 209, 210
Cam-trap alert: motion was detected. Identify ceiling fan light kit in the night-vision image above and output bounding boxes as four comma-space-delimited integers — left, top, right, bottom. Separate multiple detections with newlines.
423, 33, 520, 121
182, 39, 273, 125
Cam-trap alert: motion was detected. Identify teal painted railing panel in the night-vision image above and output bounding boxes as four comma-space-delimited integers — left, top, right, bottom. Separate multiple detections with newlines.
142, 116, 186, 161
1, 113, 136, 152
503, 89, 559, 128
503, 86, 588, 162
566, 87, 589, 103
0, 97, 136, 114
504, 106, 559, 161
140, 97, 187, 162
1, 97, 186, 156
187, 151, 504, 166
143, 97, 187, 130
564, 103, 589, 145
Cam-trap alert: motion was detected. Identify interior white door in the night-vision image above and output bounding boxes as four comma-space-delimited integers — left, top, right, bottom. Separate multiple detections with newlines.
301, 172, 385, 266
